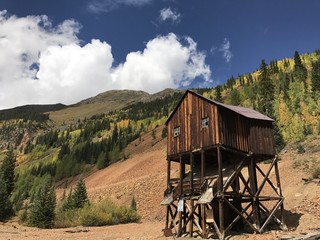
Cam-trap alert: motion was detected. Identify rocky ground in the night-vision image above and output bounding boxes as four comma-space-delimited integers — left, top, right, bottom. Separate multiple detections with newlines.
0, 130, 319, 239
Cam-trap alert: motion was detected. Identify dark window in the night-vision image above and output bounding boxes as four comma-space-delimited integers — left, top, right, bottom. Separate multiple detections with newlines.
201, 117, 209, 128
174, 127, 180, 137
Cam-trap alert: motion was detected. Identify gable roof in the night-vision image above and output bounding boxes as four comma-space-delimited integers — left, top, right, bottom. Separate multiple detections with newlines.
165, 90, 274, 125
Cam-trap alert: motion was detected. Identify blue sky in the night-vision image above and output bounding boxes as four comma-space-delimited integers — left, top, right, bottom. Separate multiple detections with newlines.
0, 0, 319, 109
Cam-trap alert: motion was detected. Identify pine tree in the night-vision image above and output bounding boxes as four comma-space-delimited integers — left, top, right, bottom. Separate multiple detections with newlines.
0, 173, 11, 220
214, 85, 222, 102
311, 59, 320, 97
229, 89, 241, 106
258, 59, 275, 116
71, 177, 89, 209
1, 150, 16, 196
293, 51, 307, 83
97, 151, 108, 170
28, 179, 56, 228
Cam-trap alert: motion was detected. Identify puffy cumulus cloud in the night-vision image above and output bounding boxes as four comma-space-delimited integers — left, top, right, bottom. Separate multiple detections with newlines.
111, 33, 211, 93
159, 7, 181, 24
35, 40, 114, 104
219, 38, 233, 63
88, 0, 154, 13
0, 10, 211, 109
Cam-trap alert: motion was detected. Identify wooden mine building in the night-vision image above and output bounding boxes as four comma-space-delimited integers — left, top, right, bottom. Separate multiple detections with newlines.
161, 90, 286, 239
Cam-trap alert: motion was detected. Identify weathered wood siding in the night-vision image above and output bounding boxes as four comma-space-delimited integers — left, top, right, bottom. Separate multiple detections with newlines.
218, 108, 250, 153
248, 120, 275, 155
167, 91, 275, 158
167, 92, 219, 156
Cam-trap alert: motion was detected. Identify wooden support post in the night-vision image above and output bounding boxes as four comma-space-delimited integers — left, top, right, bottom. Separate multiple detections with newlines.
189, 152, 194, 237
201, 150, 205, 182
249, 160, 261, 230
178, 154, 183, 237
201, 204, 207, 238
167, 159, 171, 189
201, 149, 207, 238
165, 205, 169, 229
189, 199, 194, 237
179, 155, 183, 197
274, 158, 287, 230
178, 210, 182, 236
217, 146, 225, 238
190, 152, 194, 195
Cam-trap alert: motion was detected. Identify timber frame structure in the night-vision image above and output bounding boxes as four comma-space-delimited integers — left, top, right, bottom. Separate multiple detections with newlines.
161, 90, 287, 239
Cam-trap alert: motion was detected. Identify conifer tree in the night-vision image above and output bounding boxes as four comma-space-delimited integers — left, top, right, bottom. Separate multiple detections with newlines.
258, 59, 274, 116
214, 85, 222, 102
293, 51, 307, 83
28, 179, 56, 228
71, 177, 89, 209
1, 150, 16, 196
311, 59, 320, 97
0, 173, 11, 220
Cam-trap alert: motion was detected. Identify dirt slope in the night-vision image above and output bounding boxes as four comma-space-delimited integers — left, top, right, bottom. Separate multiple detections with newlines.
1, 130, 319, 239
84, 125, 179, 221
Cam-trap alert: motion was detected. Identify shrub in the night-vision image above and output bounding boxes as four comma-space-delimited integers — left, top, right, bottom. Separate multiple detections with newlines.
312, 165, 320, 179
297, 144, 305, 154
55, 199, 140, 228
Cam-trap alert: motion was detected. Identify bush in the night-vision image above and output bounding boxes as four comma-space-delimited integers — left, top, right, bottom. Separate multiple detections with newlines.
312, 165, 320, 179
55, 199, 140, 228
297, 144, 305, 154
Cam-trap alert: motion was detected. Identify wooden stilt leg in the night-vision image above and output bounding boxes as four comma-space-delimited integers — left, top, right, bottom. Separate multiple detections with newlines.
217, 146, 225, 239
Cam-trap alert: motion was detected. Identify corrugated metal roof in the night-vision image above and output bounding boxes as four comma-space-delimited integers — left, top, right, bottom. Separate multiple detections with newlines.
165, 90, 274, 124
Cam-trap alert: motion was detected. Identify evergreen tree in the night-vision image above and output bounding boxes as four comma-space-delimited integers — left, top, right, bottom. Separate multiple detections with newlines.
0, 173, 11, 220
214, 85, 222, 102
293, 51, 307, 83
71, 177, 89, 209
258, 59, 274, 116
1, 150, 16, 196
311, 59, 320, 97
229, 89, 241, 106
28, 179, 56, 228
97, 151, 108, 170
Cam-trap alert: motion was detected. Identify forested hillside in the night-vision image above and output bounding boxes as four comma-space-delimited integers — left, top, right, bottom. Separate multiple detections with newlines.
201, 50, 320, 146
0, 49, 319, 227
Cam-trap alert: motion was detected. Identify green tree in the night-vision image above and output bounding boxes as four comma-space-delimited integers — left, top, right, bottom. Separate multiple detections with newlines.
214, 85, 222, 102
28, 179, 56, 228
229, 89, 241, 106
1, 150, 16, 196
0, 173, 11, 220
311, 59, 320, 97
71, 177, 89, 209
258, 59, 274, 116
97, 151, 108, 170
293, 51, 307, 84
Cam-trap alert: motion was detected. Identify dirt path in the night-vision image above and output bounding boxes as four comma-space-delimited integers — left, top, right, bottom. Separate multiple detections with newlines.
0, 221, 166, 240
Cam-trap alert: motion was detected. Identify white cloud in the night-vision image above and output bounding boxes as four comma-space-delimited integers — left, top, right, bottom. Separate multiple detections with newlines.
88, 0, 154, 13
219, 38, 233, 63
112, 33, 211, 92
0, 10, 211, 109
159, 7, 181, 24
